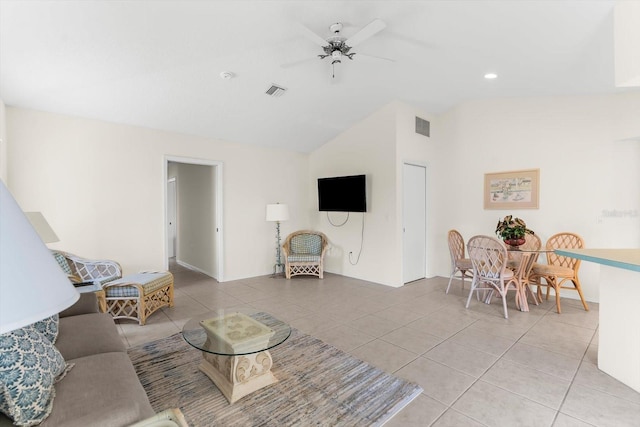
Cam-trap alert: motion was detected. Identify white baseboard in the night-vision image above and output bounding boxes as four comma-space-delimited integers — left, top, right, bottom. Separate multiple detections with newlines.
176, 259, 216, 279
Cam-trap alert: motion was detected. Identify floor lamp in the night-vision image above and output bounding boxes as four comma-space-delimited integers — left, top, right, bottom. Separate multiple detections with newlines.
266, 203, 289, 276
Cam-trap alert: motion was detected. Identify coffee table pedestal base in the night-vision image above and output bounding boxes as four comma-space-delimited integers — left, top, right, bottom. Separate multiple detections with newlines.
199, 350, 278, 403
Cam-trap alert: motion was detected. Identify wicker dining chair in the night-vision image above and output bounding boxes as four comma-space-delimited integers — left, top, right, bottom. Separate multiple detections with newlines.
446, 230, 474, 294
530, 232, 588, 314
466, 235, 517, 319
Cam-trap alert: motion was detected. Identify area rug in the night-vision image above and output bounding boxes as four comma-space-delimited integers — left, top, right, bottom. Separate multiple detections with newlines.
128, 325, 422, 426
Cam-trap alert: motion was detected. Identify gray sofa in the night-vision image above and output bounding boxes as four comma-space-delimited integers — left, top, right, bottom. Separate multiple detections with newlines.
0, 294, 158, 427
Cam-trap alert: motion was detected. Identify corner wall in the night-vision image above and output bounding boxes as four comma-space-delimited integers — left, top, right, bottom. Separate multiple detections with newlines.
309, 101, 437, 287
309, 103, 398, 286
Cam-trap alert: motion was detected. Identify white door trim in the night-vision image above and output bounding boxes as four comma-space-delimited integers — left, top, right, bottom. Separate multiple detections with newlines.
163, 155, 224, 282
167, 177, 177, 258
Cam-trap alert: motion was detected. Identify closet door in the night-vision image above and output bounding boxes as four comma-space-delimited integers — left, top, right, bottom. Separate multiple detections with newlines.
403, 163, 426, 283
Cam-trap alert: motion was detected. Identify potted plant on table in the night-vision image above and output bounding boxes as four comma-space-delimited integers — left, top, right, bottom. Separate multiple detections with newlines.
495, 215, 535, 247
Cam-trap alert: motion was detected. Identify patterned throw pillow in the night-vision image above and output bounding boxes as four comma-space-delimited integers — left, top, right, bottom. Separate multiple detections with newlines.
30, 315, 59, 344
52, 251, 72, 276
0, 327, 71, 426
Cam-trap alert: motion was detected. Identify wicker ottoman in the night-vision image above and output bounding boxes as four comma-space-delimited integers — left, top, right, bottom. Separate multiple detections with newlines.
103, 272, 174, 325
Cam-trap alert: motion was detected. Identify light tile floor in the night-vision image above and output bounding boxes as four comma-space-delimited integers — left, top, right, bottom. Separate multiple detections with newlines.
116, 260, 640, 427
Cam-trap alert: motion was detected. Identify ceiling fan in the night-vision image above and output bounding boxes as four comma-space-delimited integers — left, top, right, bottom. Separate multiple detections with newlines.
290, 19, 393, 78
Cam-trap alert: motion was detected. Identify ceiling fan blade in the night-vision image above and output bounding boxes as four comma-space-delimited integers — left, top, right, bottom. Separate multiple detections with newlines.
356, 52, 395, 63
297, 23, 328, 47
345, 18, 386, 47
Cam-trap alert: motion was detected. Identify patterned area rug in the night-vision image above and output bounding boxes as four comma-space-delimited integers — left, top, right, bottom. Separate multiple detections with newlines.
128, 326, 422, 426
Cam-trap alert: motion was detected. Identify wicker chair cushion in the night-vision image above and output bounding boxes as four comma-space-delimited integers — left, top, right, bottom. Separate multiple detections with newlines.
52, 251, 73, 276
532, 264, 574, 277
0, 327, 72, 426
484, 269, 514, 280
287, 254, 321, 263
455, 258, 473, 270
104, 273, 172, 298
290, 234, 322, 255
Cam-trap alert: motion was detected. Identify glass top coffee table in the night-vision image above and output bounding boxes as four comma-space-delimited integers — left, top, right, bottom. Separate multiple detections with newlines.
182, 308, 291, 403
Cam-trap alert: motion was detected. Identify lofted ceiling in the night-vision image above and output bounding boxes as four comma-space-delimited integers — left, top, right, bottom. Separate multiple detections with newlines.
0, 0, 629, 152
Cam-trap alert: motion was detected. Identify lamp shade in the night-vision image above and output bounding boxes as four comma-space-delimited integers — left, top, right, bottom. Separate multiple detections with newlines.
0, 181, 79, 334
25, 212, 60, 243
266, 203, 289, 222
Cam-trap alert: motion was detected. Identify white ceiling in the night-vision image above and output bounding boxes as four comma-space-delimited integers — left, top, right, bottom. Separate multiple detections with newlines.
0, 0, 629, 152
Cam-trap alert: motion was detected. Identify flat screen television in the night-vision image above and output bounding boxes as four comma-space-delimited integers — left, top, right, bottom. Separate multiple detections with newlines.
317, 174, 367, 212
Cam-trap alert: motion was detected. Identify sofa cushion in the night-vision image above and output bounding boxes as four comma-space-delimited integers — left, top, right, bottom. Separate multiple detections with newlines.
0, 327, 71, 426
56, 314, 125, 360
59, 293, 99, 318
39, 352, 155, 427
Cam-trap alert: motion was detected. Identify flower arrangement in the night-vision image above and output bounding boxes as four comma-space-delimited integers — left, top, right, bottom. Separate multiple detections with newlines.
495, 215, 535, 242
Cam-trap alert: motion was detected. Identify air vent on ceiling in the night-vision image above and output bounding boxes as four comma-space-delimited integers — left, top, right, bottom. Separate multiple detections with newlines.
415, 116, 430, 137
265, 84, 287, 97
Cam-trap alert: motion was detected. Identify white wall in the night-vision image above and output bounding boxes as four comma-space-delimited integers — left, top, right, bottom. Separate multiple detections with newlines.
0, 99, 6, 183
6, 107, 310, 280
435, 92, 640, 302
5, 92, 639, 299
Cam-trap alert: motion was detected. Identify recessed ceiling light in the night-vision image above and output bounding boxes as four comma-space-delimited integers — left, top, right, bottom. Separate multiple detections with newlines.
220, 71, 235, 80
484, 73, 498, 79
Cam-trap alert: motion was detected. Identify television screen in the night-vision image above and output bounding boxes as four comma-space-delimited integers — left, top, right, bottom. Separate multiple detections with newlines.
318, 175, 367, 212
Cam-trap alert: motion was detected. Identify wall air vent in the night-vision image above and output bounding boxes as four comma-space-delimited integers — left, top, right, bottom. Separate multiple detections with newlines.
265, 84, 287, 97
415, 116, 430, 137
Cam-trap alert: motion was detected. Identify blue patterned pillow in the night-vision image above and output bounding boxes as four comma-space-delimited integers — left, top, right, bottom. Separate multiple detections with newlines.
30, 315, 59, 344
52, 251, 72, 275
0, 327, 71, 426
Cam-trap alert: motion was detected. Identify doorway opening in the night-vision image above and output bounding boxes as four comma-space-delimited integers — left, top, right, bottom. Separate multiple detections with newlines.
164, 156, 223, 281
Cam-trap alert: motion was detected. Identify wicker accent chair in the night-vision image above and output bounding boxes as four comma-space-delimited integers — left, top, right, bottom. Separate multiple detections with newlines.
282, 230, 328, 279
52, 250, 122, 312
446, 229, 474, 294
52, 250, 122, 285
531, 232, 588, 314
465, 235, 517, 319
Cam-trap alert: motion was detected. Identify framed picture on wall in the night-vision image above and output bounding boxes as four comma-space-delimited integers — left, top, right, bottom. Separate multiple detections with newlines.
484, 169, 539, 210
